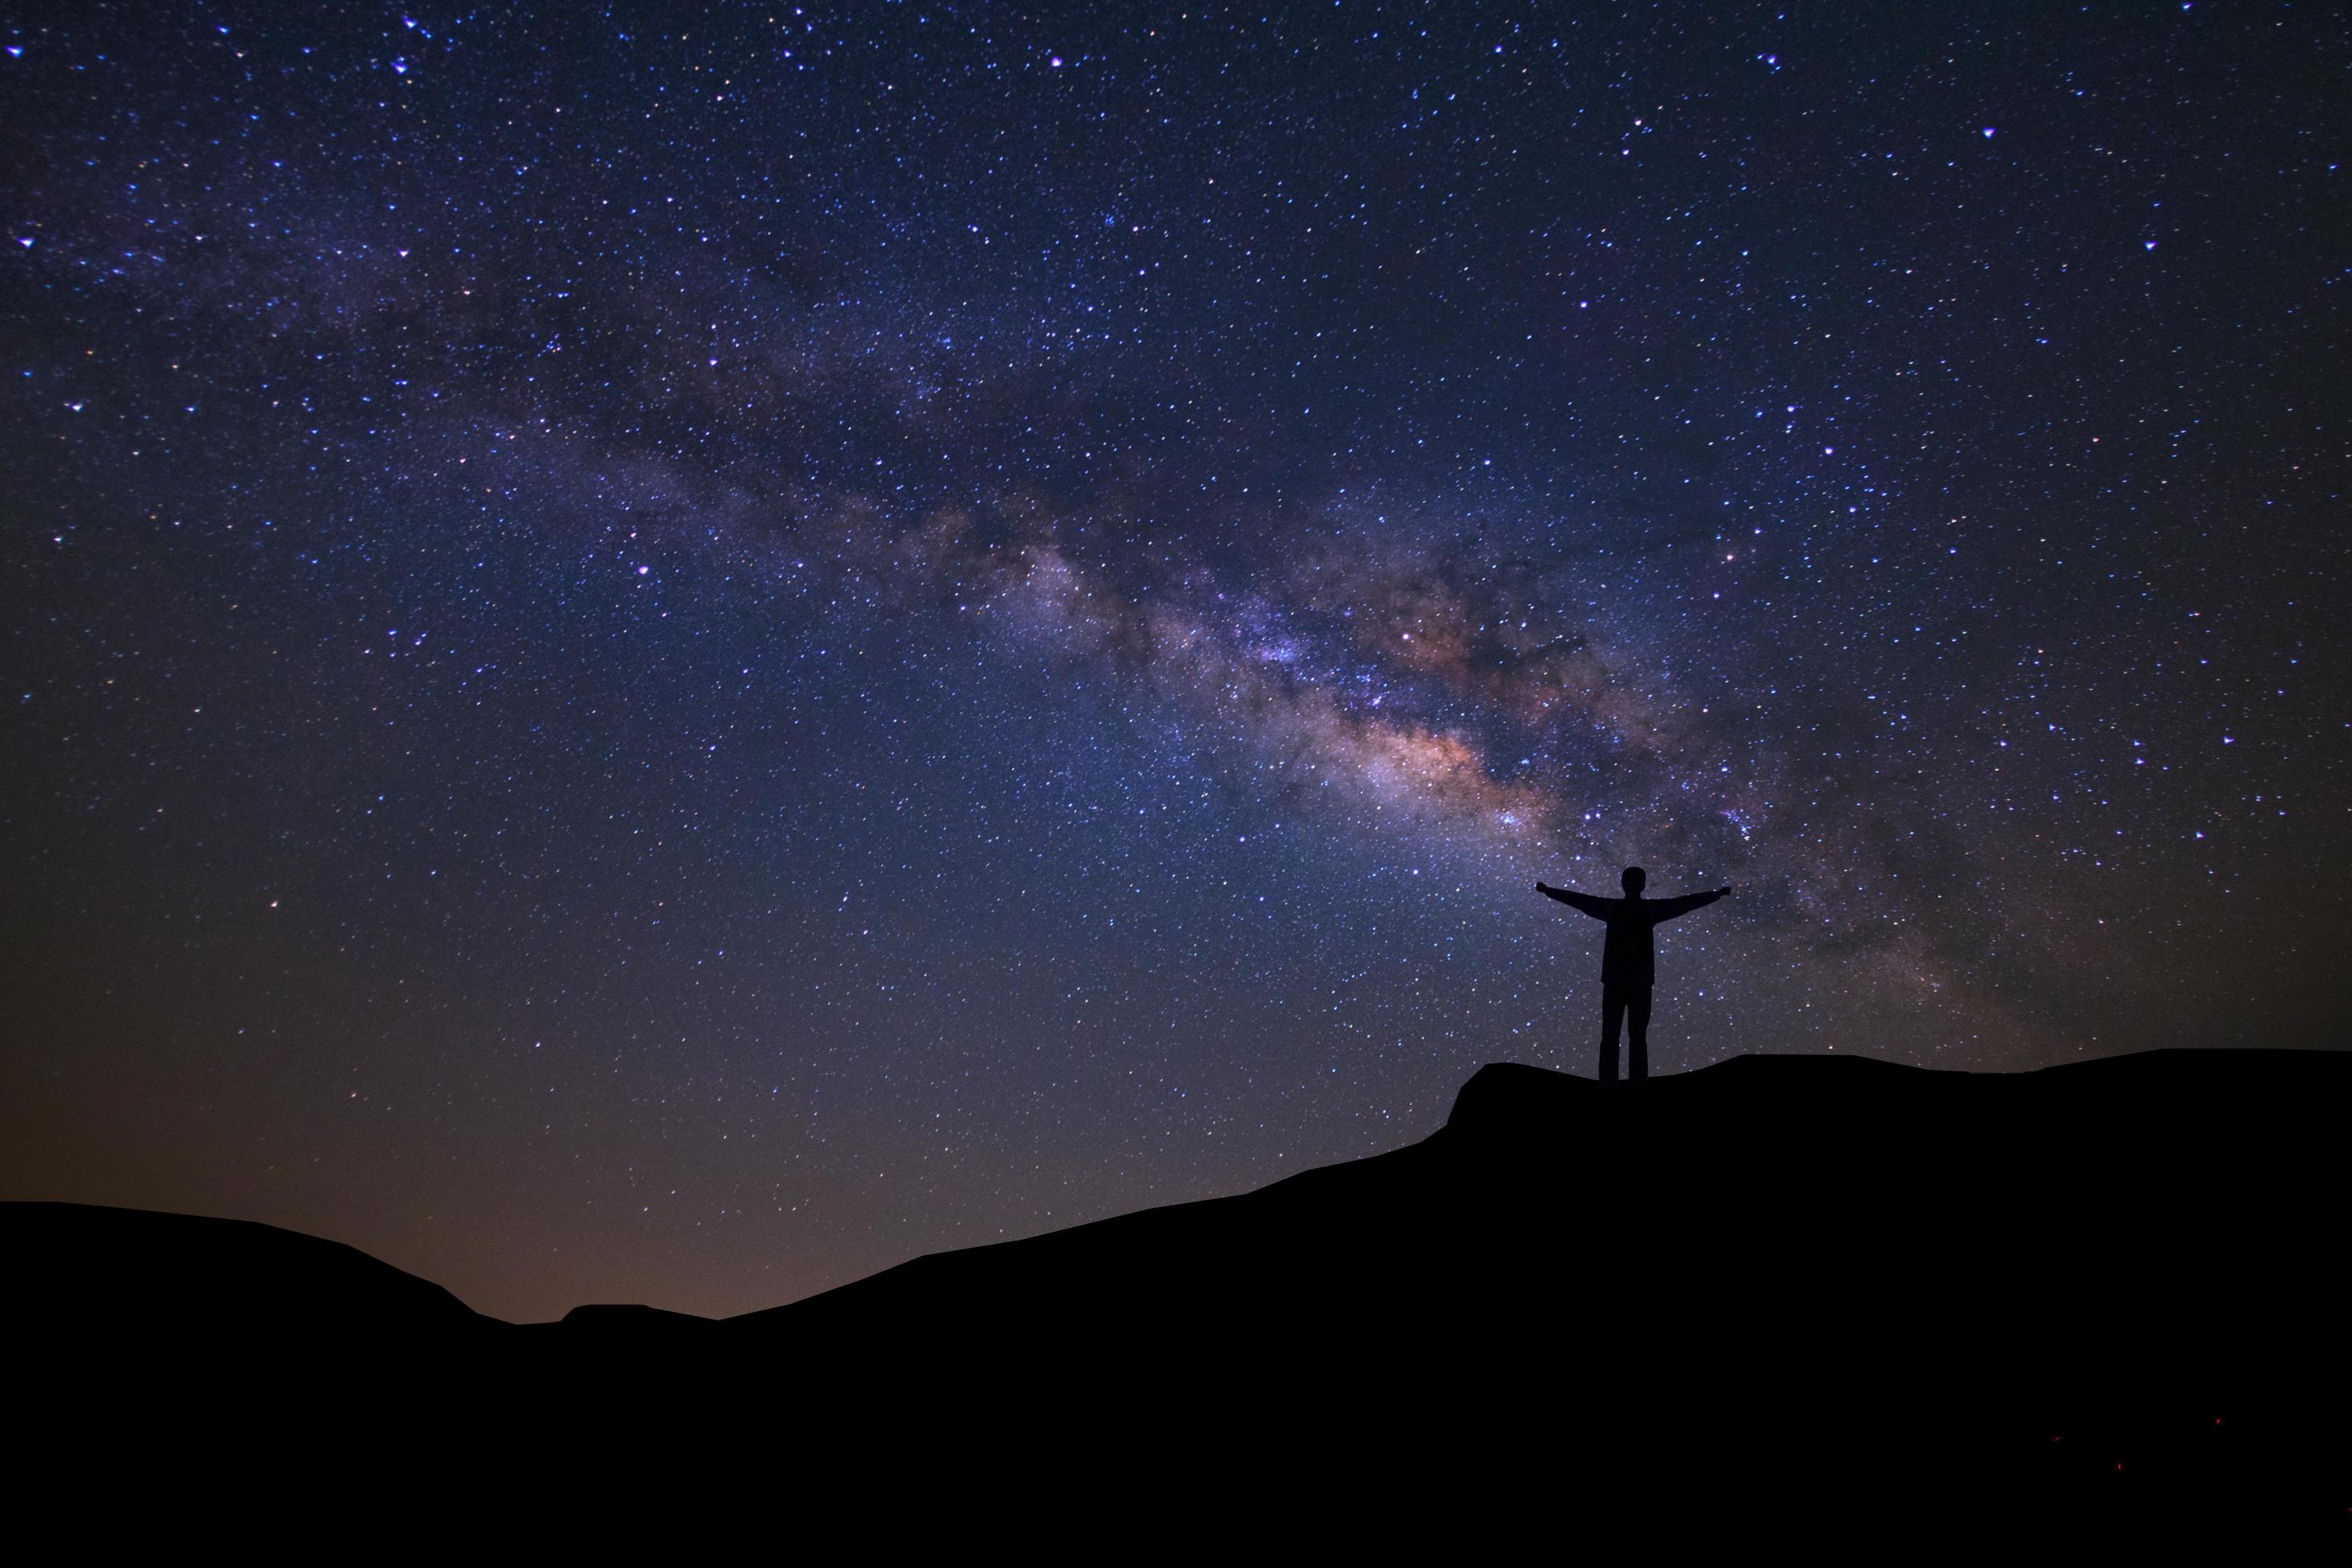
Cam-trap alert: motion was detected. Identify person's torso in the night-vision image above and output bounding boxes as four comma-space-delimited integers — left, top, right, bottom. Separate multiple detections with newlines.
1599, 900, 1659, 984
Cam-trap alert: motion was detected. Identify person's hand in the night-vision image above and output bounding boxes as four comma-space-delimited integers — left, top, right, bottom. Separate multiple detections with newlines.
1535, 881, 1551, 893
1718, 885, 1733, 897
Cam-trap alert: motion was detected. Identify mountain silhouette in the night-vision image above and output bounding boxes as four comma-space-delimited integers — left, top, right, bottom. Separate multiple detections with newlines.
8, 1049, 2346, 1544
4, 1199, 501, 1343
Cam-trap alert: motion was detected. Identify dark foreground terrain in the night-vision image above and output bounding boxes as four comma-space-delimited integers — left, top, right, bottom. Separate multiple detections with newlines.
9, 1050, 2346, 1546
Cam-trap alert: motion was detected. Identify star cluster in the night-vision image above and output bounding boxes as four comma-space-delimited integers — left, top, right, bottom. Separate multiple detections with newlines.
2, 3, 2344, 1319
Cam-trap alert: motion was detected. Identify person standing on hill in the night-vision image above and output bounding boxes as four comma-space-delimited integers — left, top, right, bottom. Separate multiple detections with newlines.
1535, 867, 1730, 1082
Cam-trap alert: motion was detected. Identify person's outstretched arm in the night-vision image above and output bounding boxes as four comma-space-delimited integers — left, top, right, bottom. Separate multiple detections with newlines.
1534, 882, 1612, 919
1648, 886, 1731, 922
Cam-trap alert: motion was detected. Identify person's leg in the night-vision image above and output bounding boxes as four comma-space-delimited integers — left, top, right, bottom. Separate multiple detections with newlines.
1627, 986, 1653, 1081
1598, 985, 1625, 1082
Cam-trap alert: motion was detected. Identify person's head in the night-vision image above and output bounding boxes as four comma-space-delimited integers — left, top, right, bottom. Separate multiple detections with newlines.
1621, 866, 1646, 895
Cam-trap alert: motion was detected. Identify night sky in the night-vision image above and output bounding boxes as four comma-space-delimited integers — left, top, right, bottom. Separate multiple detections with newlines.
4, 3, 2346, 1322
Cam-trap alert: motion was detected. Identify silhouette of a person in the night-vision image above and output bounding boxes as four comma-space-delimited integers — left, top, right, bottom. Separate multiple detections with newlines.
1536, 867, 1730, 1082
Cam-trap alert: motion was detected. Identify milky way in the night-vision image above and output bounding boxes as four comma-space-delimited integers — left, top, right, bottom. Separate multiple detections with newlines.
3, 4, 2345, 1319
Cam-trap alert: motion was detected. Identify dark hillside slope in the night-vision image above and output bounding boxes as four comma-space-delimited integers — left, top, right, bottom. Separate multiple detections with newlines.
747, 1048, 2342, 1388
724, 1049, 2346, 1530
